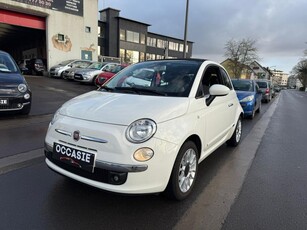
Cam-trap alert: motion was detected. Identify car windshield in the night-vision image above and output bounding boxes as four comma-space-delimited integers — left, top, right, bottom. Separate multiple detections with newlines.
256, 81, 268, 88
0, 53, 19, 73
232, 80, 253, 92
110, 65, 126, 73
59, 59, 76, 66
102, 60, 202, 97
88, 62, 106, 70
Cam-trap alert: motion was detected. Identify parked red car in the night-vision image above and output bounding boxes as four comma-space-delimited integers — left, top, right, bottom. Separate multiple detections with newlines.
95, 63, 128, 87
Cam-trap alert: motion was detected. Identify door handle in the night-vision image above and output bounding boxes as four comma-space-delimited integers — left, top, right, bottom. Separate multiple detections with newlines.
228, 103, 233, 107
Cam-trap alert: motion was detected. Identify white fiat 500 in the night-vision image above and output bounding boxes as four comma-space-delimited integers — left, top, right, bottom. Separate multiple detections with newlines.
45, 59, 243, 200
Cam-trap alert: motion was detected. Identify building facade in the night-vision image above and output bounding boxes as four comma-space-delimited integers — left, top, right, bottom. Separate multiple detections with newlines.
98, 8, 193, 64
0, 0, 98, 69
1, 3, 193, 70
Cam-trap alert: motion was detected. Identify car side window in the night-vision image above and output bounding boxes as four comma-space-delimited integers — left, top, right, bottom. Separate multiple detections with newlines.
220, 68, 233, 90
196, 65, 221, 98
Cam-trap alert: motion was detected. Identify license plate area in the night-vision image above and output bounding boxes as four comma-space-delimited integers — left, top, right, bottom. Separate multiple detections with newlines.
53, 143, 95, 173
0, 99, 8, 105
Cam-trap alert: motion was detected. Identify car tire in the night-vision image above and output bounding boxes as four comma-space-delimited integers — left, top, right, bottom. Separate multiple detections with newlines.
92, 76, 98, 85
226, 116, 242, 147
165, 141, 199, 200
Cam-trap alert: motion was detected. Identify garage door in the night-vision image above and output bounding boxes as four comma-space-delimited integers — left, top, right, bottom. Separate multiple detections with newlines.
0, 9, 45, 30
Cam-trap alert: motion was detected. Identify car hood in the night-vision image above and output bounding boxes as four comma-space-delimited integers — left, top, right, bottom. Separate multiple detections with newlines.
77, 69, 100, 75
235, 91, 255, 100
59, 91, 190, 125
51, 64, 66, 69
0, 72, 25, 85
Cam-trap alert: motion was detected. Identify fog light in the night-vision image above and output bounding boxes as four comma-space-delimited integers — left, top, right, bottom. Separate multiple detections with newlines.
24, 93, 30, 100
113, 175, 119, 182
133, 148, 154, 162
17, 103, 22, 108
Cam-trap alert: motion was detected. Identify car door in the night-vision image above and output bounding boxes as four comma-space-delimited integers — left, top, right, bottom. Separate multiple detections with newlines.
255, 83, 262, 107
199, 65, 236, 152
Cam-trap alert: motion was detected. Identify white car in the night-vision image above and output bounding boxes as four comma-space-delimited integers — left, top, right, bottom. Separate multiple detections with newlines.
45, 59, 243, 200
73, 62, 118, 84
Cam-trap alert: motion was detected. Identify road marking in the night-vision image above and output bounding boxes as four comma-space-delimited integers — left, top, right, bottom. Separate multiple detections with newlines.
0, 114, 53, 130
0, 148, 44, 175
174, 96, 280, 230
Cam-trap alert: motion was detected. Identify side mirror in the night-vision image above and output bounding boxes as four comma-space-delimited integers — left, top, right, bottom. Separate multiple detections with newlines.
206, 84, 230, 106
209, 84, 230, 96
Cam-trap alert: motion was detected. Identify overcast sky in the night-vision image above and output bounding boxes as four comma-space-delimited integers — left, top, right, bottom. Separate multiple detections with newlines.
98, 0, 307, 73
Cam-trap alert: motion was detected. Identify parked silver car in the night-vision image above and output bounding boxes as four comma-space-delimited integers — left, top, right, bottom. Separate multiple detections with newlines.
255, 79, 273, 103
49, 59, 90, 78
62, 60, 93, 80
74, 62, 118, 84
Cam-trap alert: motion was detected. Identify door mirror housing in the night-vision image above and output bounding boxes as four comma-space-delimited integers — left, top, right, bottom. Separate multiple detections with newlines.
206, 84, 230, 106
209, 84, 230, 96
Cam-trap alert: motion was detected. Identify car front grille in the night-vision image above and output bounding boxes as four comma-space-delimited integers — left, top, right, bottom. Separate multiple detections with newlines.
0, 97, 27, 111
45, 149, 128, 185
74, 74, 83, 80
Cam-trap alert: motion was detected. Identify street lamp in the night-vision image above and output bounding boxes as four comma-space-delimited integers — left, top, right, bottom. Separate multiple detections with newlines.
183, 0, 189, 58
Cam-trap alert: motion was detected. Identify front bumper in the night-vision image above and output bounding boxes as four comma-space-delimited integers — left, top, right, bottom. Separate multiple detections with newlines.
240, 101, 254, 116
0, 95, 31, 112
45, 116, 179, 194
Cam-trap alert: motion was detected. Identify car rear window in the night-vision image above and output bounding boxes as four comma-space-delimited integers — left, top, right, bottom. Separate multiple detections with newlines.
256, 81, 267, 88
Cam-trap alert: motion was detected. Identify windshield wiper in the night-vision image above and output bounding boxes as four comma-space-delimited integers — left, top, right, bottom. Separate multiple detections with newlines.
114, 87, 166, 96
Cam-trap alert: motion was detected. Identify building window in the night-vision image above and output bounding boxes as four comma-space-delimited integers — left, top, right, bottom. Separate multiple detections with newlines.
57, 34, 65, 41
127, 30, 140, 43
179, 44, 184, 52
140, 52, 145, 62
146, 53, 156, 60
120, 29, 126, 41
85, 26, 91, 33
156, 55, 164, 60
98, 26, 101, 37
157, 39, 167, 49
140, 34, 146, 45
98, 45, 101, 56
147, 37, 156, 47
120, 49, 125, 63
126, 50, 139, 63
169, 41, 179, 51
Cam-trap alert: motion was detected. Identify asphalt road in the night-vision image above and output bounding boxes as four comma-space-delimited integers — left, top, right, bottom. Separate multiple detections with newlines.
1, 75, 299, 230
222, 89, 307, 230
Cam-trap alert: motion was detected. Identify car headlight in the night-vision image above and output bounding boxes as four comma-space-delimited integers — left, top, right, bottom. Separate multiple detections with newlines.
126, 119, 157, 143
18, 84, 27, 93
240, 95, 254, 102
50, 109, 61, 125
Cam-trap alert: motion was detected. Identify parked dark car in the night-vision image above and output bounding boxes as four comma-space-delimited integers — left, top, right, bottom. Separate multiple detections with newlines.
17, 59, 30, 74
232, 79, 262, 119
26, 58, 46, 76
0, 50, 32, 115
255, 79, 273, 103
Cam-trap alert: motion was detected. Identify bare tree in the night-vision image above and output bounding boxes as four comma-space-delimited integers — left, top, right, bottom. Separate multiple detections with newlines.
292, 59, 307, 90
224, 38, 259, 79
